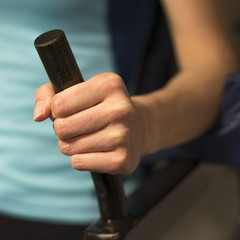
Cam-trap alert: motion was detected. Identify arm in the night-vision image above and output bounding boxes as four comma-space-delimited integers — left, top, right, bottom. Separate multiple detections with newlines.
34, 0, 239, 175
133, 0, 240, 154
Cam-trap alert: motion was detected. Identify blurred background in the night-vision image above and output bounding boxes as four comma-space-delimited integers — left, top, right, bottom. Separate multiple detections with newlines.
222, 0, 240, 58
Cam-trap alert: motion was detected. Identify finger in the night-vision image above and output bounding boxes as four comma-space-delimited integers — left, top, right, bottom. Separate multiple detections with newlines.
34, 83, 55, 121
53, 103, 107, 140
70, 148, 132, 175
53, 99, 132, 140
58, 124, 128, 155
51, 76, 104, 119
51, 72, 125, 118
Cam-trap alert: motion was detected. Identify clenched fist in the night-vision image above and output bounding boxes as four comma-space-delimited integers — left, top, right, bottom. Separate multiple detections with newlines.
34, 73, 148, 175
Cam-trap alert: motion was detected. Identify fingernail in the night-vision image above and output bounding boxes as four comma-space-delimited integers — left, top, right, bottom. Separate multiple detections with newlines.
34, 101, 44, 121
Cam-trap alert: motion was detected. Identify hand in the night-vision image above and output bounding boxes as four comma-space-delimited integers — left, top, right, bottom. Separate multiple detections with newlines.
34, 73, 147, 175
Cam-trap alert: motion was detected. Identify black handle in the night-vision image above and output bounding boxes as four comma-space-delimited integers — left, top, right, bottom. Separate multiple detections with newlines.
34, 29, 129, 221
34, 29, 84, 92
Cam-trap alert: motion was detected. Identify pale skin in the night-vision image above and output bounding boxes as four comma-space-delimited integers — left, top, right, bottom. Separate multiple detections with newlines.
34, 0, 239, 175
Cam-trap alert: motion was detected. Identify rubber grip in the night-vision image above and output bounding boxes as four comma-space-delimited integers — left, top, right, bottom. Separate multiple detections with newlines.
34, 29, 84, 92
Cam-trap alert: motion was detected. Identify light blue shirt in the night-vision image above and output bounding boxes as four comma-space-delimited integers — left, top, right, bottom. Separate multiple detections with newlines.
0, 0, 118, 224
0, 0, 157, 224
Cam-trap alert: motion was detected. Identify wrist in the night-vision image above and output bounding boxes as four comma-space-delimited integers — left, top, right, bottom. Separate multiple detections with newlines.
131, 95, 157, 156
131, 89, 176, 155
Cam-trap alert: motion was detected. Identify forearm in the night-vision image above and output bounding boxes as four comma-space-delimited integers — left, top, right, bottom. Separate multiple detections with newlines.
131, 0, 240, 156
132, 64, 239, 155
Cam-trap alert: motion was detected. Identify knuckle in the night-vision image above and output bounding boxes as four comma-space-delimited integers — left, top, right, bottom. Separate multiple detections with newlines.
113, 149, 130, 174
121, 102, 133, 118
110, 127, 129, 146
104, 73, 123, 90
54, 119, 69, 139
58, 140, 72, 155
110, 131, 123, 147
106, 72, 122, 81
111, 77, 123, 90
71, 156, 85, 171
51, 94, 65, 117
110, 102, 133, 120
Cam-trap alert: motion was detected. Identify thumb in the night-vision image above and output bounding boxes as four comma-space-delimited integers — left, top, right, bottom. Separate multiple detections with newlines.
34, 83, 55, 122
